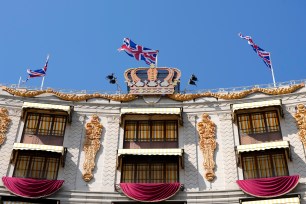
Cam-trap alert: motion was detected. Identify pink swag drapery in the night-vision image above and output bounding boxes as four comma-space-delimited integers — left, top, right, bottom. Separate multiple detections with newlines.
236, 175, 299, 198
119, 183, 182, 202
2, 177, 64, 198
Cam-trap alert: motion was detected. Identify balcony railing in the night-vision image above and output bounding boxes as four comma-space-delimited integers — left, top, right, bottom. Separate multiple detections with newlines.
240, 131, 282, 145
22, 134, 64, 146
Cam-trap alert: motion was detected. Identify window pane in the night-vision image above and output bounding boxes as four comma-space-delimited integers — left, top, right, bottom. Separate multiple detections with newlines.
45, 157, 60, 180
265, 112, 280, 132
251, 113, 266, 133
165, 163, 178, 182
28, 156, 45, 179
242, 156, 257, 179
152, 121, 164, 141
13, 155, 30, 178
52, 116, 66, 136
257, 155, 273, 178
121, 164, 135, 183
238, 115, 252, 134
165, 121, 177, 141
272, 154, 288, 176
38, 115, 52, 136
124, 122, 137, 141
136, 164, 149, 183
138, 121, 150, 142
25, 114, 39, 135
151, 163, 164, 183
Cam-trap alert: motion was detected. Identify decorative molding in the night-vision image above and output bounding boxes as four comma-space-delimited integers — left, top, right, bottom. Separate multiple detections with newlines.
82, 115, 103, 182
1, 86, 137, 102
187, 114, 197, 121
167, 83, 304, 101
197, 113, 216, 182
294, 104, 306, 147
1, 83, 303, 102
0, 107, 11, 145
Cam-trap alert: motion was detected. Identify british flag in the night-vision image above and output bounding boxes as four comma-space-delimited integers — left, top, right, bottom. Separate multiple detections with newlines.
27, 55, 49, 79
239, 33, 272, 69
118, 38, 158, 65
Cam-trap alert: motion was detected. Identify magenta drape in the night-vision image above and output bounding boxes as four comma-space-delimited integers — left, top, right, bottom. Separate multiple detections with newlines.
236, 175, 299, 198
2, 177, 64, 198
119, 183, 181, 202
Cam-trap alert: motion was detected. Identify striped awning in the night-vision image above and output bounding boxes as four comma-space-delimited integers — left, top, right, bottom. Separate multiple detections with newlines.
13, 143, 65, 155
118, 148, 184, 157
22, 102, 71, 115
237, 141, 289, 154
121, 108, 181, 115
232, 100, 282, 112
241, 197, 300, 204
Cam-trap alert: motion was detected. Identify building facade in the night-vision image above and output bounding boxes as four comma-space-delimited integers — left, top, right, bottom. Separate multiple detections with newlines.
0, 66, 306, 204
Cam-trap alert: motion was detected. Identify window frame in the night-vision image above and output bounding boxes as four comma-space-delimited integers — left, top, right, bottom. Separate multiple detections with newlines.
124, 120, 178, 143
120, 156, 179, 183
241, 149, 289, 179
13, 150, 61, 180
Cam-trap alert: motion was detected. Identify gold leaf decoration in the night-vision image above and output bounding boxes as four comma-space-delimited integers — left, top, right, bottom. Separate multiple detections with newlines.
0, 107, 11, 145
83, 115, 103, 182
197, 113, 216, 181
294, 104, 306, 147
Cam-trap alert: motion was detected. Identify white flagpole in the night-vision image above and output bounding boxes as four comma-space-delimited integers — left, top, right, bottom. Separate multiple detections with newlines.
155, 53, 158, 67
18, 76, 22, 88
40, 77, 45, 90
269, 53, 276, 87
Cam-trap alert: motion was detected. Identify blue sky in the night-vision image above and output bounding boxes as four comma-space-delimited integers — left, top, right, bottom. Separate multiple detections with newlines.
0, 1, 306, 93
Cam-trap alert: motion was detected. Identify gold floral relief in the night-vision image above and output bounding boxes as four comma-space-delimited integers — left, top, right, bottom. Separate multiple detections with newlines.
197, 113, 216, 181
294, 104, 306, 147
83, 115, 103, 182
0, 107, 11, 145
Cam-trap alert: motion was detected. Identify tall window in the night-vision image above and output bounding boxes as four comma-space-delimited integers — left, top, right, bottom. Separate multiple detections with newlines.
121, 157, 179, 183
24, 113, 67, 137
124, 120, 178, 142
13, 151, 60, 180
242, 150, 288, 179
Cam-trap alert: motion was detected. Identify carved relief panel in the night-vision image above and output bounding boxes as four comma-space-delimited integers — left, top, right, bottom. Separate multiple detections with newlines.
0, 107, 11, 145
83, 115, 103, 182
197, 113, 216, 181
294, 104, 306, 147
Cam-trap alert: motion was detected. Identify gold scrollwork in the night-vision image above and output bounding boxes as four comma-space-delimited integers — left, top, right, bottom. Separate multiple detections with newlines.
83, 115, 103, 182
197, 113, 216, 181
0, 107, 11, 145
294, 104, 306, 147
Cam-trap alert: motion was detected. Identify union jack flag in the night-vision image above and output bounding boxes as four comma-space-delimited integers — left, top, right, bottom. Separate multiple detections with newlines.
27, 55, 49, 79
239, 33, 272, 69
118, 38, 158, 65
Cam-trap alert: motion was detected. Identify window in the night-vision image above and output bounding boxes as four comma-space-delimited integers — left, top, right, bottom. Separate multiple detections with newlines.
242, 150, 288, 179
121, 156, 179, 183
237, 111, 282, 144
124, 120, 178, 148
124, 121, 178, 142
22, 113, 67, 146
13, 151, 60, 180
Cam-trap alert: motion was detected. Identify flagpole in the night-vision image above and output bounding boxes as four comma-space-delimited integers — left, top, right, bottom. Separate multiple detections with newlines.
40, 77, 45, 90
155, 53, 158, 67
269, 54, 276, 87
18, 77, 22, 88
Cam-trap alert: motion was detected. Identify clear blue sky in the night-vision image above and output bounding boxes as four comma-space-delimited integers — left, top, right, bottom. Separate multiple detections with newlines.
1, 1, 306, 93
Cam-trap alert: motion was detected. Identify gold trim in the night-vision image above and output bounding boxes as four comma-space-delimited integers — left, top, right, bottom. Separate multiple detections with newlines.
1, 87, 137, 102
82, 115, 103, 182
0, 107, 11, 145
167, 83, 304, 101
197, 113, 216, 181
294, 104, 306, 147
1, 83, 303, 102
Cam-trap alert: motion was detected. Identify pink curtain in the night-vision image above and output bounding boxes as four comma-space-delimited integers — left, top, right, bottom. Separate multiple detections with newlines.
2, 176, 64, 198
120, 183, 182, 202
236, 175, 299, 198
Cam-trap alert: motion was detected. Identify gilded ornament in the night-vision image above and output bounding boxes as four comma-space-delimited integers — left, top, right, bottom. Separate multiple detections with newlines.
0, 107, 11, 145
294, 104, 306, 147
82, 115, 103, 182
197, 113, 216, 181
